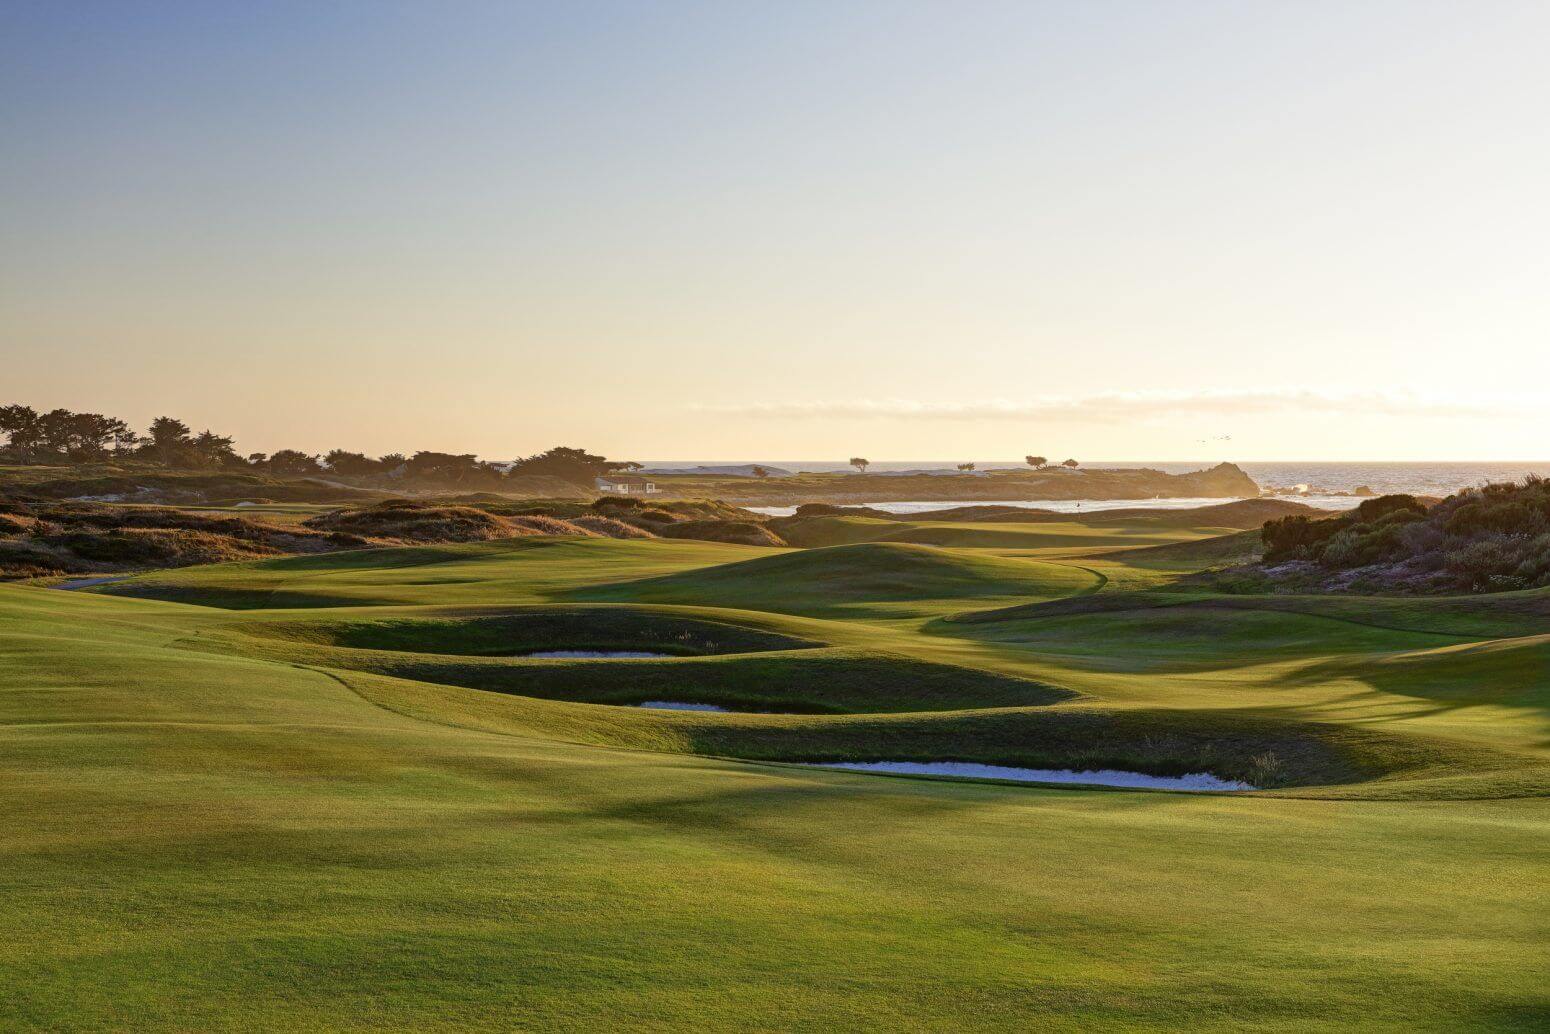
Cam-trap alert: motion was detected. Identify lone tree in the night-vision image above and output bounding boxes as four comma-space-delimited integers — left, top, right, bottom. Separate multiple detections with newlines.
849, 457, 870, 474
1025, 455, 1047, 470
751, 465, 770, 478
1063, 458, 1079, 468
956, 462, 975, 472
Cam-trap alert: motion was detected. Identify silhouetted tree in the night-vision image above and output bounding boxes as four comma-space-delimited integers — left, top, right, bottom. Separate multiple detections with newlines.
849, 457, 870, 474
405, 451, 486, 484
36, 409, 78, 455
1026, 455, 1047, 469
323, 450, 383, 477
27, 410, 130, 461
267, 449, 323, 476
107, 419, 139, 456
0, 405, 43, 461
190, 430, 240, 469
145, 416, 193, 466
1063, 458, 1079, 468
509, 446, 626, 485
956, 462, 975, 472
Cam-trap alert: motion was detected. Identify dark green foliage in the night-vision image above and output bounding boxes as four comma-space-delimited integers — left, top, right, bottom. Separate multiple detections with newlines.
1355, 493, 1426, 523
1264, 496, 1426, 565
509, 446, 628, 484
1262, 478, 1550, 592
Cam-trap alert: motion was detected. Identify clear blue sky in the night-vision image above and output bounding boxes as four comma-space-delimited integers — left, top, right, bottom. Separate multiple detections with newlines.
4, 1, 1547, 459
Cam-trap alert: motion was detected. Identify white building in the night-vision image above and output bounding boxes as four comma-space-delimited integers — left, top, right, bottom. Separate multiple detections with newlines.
595, 475, 661, 496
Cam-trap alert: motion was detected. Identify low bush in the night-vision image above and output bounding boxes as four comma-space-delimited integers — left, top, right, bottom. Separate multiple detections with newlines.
1259, 477, 1550, 593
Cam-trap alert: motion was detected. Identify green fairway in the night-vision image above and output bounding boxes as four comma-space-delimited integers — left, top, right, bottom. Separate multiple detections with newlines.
5, 510, 1549, 1029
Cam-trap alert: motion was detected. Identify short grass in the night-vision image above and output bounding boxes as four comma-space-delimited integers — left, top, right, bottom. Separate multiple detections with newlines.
5, 507, 1548, 1029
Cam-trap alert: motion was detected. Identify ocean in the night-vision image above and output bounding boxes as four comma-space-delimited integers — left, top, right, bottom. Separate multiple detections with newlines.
642, 461, 1550, 497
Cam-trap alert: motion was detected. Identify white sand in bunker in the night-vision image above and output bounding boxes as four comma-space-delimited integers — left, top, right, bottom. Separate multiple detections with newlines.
636, 701, 729, 712
795, 761, 1254, 791
524, 650, 672, 659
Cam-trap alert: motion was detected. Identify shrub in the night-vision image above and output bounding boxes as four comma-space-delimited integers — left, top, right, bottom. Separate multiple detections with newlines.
591, 496, 647, 512
1256, 479, 1550, 593
1355, 494, 1425, 523
1262, 515, 1334, 563
1443, 537, 1524, 591
0, 513, 34, 536
0, 538, 81, 577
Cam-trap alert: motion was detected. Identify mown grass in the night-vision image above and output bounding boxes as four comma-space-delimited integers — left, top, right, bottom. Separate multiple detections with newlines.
6, 506, 1548, 1029
569, 541, 1102, 619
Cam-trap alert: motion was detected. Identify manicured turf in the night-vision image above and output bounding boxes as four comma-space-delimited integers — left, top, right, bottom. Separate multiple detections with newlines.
5, 509, 1548, 1029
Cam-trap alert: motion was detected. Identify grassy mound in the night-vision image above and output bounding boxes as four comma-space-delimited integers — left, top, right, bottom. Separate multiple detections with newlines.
569, 514, 655, 538
91, 537, 776, 610
588, 496, 762, 523
654, 519, 785, 547
572, 541, 1095, 616
0, 500, 348, 577
958, 584, 1550, 640
1094, 529, 1264, 569
302, 500, 606, 543
770, 515, 913, 547
248, 644, 1070, 714
244, 608, 819, 657
584, 497, 787, 545
948, 599, 1462, 675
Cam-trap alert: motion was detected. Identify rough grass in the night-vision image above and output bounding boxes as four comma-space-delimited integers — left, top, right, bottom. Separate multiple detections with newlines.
0, 500, 348, 577
302, 500, 602, 542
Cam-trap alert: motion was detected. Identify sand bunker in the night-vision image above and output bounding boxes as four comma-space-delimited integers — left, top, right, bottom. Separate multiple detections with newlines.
796, 760, 1254, 791
524, 650, 672, 659
51, 575, 132, 590
636, 700, 729, 712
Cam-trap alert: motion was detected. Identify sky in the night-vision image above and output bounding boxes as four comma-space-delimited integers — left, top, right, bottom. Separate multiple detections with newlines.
3, 0, 1548, 462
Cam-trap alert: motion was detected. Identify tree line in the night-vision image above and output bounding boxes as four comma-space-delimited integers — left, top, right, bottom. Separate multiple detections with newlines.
0, 403, 634, 487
